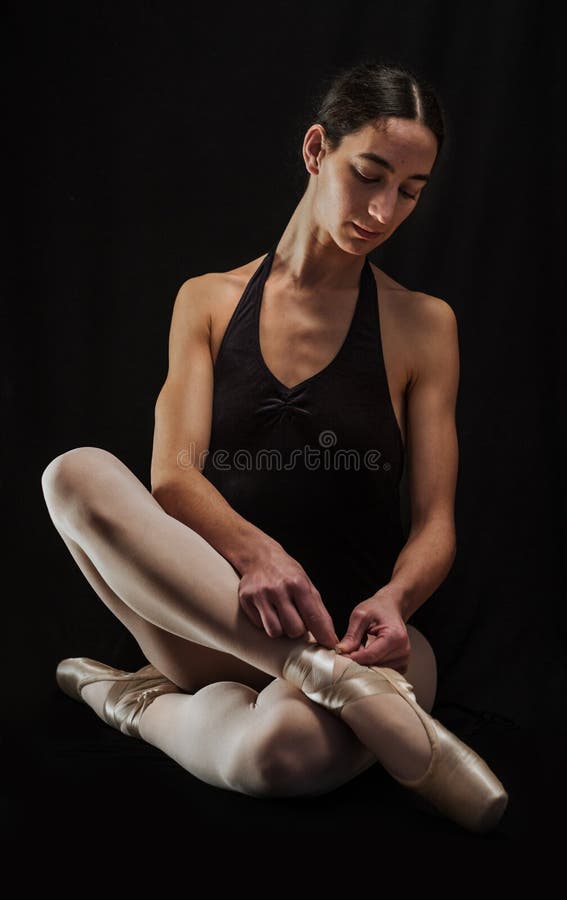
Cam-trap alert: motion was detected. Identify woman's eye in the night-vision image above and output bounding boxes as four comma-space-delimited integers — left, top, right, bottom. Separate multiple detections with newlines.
352, 167, 417, 201
353, 168, 377, 183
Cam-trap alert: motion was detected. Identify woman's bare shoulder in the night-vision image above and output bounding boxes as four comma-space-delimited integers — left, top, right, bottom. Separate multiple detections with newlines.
193, 251, 267, 286
182, 251, 268, 307
175, 252, 269, 360
368, 260, 455, 321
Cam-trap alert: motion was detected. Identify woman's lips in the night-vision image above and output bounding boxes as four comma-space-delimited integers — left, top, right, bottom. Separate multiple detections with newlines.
352, 223, 384, 239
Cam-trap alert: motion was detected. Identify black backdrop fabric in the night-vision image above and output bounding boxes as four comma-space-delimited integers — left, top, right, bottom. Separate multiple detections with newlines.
4, 0, 565, 843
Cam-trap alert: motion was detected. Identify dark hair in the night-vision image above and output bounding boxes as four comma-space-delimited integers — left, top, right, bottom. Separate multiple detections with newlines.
293, 59, 447, 192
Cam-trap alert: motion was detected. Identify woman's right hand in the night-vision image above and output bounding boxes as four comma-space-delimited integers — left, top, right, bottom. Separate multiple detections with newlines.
237, 542, 340, 649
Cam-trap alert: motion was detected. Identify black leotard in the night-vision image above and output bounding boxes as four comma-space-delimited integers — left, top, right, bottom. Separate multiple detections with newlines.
202, 245, 406, 637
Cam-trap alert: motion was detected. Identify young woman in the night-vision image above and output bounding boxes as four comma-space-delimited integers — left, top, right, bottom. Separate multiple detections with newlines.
42, 61, 508, 832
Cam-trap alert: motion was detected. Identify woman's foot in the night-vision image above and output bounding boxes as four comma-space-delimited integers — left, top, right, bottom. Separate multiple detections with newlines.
79, 680, 128, 730
283, 643, 508, 832
327, 653, 433, 782
79, 675, 173, 737
56, 657, 184, 739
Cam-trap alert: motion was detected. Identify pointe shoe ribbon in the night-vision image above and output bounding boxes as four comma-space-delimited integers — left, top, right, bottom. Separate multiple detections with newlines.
282, 642, 509, 833
56, 657, 182, 739
282, 641, 415, 712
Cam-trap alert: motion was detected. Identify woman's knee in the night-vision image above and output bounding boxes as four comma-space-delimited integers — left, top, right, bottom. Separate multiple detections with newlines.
41, 447, 125, 533
405, 624, 438, 713
237, 699, 330, 798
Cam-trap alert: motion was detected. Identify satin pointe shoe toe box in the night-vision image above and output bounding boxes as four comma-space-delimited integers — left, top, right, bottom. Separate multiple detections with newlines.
55, 657, 184, 739
55, 657, 128, 702
282, 642, 509, 833
394, 715, 509, 832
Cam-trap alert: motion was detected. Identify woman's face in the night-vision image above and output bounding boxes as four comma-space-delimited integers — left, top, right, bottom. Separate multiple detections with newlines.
305, 117, 438, 253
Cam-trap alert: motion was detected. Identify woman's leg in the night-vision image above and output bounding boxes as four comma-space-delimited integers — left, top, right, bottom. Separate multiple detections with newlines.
80, 625, 435, 798
47, 496, 436, 798
42, 446, 436, 787
48, 520, 383, 796
49, 522, 275, 694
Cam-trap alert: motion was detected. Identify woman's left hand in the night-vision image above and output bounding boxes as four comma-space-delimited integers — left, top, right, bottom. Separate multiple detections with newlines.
334, 587, 411, 674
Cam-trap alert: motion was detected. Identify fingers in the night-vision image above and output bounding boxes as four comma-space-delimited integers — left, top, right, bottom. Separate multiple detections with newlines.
241, 590, 308, 640
293, 584, 339, 648
341, 635, 386, 665
340, 628, 408, 669
345, 642, 410, 674
239, 576, 338, 646
263, 597, 307, 639
240, 593, 264, 629
276, 599, 309, 639
335, 608, 368, 654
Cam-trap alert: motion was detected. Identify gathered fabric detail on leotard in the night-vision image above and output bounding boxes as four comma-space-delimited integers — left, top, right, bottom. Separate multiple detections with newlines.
203, 244, 406, 635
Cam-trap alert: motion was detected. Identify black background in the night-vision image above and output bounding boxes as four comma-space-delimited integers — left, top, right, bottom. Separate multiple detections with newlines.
4, 0, 565, 847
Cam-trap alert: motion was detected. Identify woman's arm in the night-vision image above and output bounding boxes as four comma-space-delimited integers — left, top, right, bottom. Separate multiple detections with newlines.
151, 275, 281, 571
151, 275, 341, 646
385, 294, 460, 622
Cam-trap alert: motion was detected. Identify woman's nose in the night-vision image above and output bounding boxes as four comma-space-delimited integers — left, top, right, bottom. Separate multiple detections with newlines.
369, 192, 396, 225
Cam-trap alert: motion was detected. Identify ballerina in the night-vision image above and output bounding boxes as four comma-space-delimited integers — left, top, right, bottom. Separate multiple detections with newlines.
44, 59, 508, 833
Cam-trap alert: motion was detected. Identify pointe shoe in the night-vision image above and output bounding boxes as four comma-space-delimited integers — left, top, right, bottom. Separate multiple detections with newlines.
282, 642, 509, 833
56, 657, 183, 739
